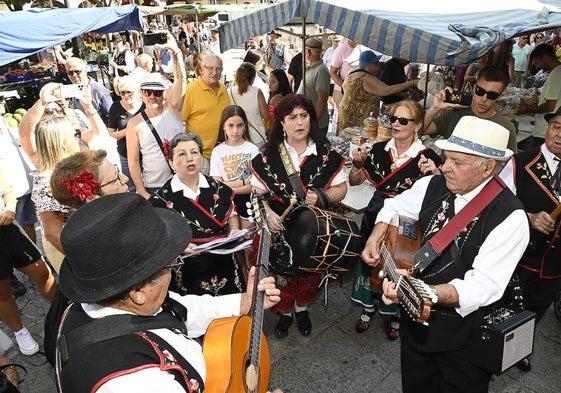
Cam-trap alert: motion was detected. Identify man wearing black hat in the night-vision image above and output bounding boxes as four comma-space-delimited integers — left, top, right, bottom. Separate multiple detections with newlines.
108, 34, 134, 78
56, 193, 280, 392
501, 106, 561, 372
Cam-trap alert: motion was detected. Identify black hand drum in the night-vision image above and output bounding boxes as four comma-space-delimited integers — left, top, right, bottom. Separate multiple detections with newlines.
283, 205, 362, 273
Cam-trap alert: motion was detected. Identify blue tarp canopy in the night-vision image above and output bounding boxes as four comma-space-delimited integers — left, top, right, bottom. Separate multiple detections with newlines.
219, 0, 561, 66
0, 5, 145, 66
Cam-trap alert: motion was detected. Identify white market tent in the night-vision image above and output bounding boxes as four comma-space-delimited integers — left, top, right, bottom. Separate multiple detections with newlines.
219, 0, 561, 66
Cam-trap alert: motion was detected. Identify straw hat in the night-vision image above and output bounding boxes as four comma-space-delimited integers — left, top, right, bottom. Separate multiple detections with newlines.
435, 116, 513, 160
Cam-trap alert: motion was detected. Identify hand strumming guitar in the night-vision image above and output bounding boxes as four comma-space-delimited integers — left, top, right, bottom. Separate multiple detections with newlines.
361, 221, 389, 267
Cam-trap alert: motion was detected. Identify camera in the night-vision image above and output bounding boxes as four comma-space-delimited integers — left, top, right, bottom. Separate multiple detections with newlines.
444, 90, 472, 106
143, 33, 167, 46
60, 84, 85, 98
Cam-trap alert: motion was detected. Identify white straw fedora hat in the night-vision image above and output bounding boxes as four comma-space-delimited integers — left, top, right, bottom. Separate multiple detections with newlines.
435, 116, 513, 161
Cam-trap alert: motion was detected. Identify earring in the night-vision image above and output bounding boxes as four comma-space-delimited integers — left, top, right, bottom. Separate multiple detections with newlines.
283, 128, 286, 138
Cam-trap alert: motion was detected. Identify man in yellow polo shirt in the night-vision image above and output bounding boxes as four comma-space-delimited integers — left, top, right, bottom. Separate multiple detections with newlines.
182, 54, 229, 174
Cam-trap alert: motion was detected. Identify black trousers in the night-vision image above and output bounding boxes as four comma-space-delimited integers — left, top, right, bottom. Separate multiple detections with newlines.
517, 267, 561, 322
400, 335, 492, 393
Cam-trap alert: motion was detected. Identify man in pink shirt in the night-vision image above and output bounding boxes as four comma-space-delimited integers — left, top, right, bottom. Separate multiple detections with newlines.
329, 38, 359, 112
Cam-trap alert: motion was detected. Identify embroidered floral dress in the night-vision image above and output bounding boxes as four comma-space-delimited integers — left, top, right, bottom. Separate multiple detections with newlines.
350, 141, 441, 312
250, 140, 346, 313
151, 175, 245, 296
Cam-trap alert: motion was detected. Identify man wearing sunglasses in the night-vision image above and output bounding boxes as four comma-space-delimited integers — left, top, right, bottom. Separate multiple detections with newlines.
424, 66, 518, 153
65, 57, 112, 125
126, 35, 186, 200
516, 44, 561, 149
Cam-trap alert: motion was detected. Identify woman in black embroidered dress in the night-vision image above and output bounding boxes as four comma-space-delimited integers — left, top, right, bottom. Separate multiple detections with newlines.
150, 133, 245, 296
350, 100, 442, 338
250, 94, 347, 339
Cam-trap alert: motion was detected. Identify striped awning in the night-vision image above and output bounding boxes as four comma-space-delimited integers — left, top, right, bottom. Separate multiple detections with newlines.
219, 0, 561, 66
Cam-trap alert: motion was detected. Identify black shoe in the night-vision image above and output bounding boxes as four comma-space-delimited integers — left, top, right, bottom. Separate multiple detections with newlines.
10, 275, 26, 298
295, 310, 312, 336
274, 315, 293, 339
516, 357, 531, 372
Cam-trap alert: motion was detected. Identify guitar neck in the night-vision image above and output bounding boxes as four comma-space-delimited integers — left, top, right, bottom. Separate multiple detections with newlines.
248, 228, 271, 369
380, 242, 434, 325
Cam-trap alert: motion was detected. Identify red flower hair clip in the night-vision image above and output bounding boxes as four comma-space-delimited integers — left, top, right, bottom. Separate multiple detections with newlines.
268, 105, 277, 122
60, 172, 101, 201
162, 138, 170, 159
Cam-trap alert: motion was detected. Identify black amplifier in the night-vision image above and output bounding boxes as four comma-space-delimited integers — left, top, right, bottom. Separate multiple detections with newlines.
471, 308, 536, 375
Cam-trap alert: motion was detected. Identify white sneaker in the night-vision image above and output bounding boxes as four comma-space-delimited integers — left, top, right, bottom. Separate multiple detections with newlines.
14, 327, 39, 356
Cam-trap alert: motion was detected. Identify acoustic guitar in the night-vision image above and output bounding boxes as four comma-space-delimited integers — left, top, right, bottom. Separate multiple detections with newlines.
203, 193, 272, 393
370, 216, 436, 325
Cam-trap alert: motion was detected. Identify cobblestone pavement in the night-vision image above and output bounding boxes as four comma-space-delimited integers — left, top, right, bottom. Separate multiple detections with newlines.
2, 268, 561, 393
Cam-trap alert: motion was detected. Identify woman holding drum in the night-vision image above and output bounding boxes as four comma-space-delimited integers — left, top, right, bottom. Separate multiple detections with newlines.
250, 94, 347, 339
349, 100, 442, 339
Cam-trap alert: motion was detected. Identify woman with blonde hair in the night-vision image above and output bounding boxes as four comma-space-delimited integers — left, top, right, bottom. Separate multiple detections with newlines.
228, 62, 270, 147
31, 116, 80, 272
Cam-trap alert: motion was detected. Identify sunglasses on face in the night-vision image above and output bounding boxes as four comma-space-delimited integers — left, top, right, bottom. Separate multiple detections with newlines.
67, 69, 83, 75
141, 89, 164, 97
44, 107, 64, 116
389, 115, 415, 126
474, 85, 501, 100
535, 36, 543, 40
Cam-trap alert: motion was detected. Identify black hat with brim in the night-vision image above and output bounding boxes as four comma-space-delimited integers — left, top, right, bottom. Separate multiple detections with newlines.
59, 193, 192, 303
544, 106, 561, 123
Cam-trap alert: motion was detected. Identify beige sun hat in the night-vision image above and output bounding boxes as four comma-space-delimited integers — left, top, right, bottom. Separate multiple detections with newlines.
435, 116, 513, 161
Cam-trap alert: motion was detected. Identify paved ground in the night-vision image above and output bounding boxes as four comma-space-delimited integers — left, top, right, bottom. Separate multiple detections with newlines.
3, 264, 561, 393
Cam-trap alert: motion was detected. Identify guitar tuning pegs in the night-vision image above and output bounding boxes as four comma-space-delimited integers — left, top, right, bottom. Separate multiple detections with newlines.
245, 201, 252, 208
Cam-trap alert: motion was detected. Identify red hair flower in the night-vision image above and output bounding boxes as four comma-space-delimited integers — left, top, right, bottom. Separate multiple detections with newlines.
162, 138, 170, 159
60, 172, 100, 201
268, 105, 276, 122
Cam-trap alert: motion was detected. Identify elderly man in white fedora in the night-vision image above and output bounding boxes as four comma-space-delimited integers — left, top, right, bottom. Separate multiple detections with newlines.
362, 116, 529, 393
55, 193, 281, 392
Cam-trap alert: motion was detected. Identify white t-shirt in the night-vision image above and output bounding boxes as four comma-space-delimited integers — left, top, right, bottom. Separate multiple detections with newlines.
210, 141, 260, 181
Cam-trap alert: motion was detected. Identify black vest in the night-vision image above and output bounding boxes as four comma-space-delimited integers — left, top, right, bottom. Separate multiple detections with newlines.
513, 148, 561, 278
401, 176, 524, 352
58, 304, 203, 393
250, 141, 344, 215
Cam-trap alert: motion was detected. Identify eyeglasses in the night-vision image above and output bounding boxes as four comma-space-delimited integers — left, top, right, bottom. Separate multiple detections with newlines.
474, 85, 501, 100
163, 257, 185, 273
44, 107, 64, 116
141, 89, 164, 97
67, 69, 83, 75
99, 164, 124, 188
203, 65, 223, 73
389, 115, 415, 126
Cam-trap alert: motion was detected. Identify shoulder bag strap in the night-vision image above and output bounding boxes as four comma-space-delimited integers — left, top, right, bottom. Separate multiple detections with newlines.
278, 143, 306, 200
228, 89, 267, 144
140, 111, 173, 173
413, 176, 506, 272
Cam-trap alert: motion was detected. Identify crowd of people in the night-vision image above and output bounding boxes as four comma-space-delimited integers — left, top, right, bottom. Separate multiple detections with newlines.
1, 19, 561, 393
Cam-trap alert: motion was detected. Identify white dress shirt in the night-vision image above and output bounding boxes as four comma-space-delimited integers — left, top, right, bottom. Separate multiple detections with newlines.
376, 176, 529, 317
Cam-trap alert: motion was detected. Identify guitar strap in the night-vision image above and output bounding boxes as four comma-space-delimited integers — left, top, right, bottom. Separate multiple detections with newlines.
413, 176, 506, 273
278, 143, 306, 200
140, 111, 173, 173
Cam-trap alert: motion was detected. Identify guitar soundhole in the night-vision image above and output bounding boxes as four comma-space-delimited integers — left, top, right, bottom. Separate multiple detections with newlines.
402, 222, 418, 240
